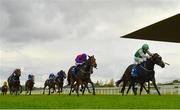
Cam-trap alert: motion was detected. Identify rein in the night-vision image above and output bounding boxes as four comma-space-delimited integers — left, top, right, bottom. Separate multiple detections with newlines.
140, 65, 154, 72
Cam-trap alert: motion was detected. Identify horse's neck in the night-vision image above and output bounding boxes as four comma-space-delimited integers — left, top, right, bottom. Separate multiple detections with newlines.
146, 59, 155, 70
56, 76, 63, 81
83, 61, 91, 71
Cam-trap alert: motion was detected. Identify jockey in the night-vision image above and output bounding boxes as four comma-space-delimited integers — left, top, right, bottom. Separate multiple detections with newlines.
28, 74, 33, 80
3, 81, 7, 86
74, 53, 87, 74
132, 44, 152, 89
75, 53, 87, 65
134, 44, 152, 65
49, 73, 56, 80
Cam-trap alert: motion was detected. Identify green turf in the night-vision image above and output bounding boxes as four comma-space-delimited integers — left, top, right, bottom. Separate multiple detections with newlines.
0, 94, 180, 109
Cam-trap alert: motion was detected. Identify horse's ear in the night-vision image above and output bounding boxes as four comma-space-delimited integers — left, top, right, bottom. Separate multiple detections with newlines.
88, 55, 90, 58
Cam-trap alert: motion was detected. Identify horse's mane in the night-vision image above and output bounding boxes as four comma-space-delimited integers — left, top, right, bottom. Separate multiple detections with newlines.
153, 53, 159, 57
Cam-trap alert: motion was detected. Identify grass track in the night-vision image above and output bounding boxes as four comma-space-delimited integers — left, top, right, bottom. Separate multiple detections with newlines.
0, 94, 180, 109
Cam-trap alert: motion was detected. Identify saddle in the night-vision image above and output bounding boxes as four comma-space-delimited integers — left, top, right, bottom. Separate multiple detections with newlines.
72, 65, 81, 76
131, 62, 146, 77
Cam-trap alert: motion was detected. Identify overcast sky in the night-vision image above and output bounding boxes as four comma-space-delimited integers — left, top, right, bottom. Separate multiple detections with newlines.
0, 0, 180, 87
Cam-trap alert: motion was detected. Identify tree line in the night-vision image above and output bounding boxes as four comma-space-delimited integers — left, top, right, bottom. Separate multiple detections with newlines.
95, 78, 115, 87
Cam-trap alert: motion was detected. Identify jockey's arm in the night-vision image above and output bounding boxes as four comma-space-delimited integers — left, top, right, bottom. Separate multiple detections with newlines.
139, 49, 149, 59
147, 50, 153, 56
75, 62, 82, 65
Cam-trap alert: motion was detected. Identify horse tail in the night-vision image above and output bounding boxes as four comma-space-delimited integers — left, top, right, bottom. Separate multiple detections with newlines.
115, 79, 122, 87
116, 64, 134, 87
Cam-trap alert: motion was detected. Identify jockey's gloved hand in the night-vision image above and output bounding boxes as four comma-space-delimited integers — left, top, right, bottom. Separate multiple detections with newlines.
143, 58, 147, 61
147, 55, 151, 59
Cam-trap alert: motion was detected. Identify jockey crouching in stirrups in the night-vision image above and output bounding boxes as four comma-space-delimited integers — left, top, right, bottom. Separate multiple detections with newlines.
48, 73, 56, 83
28, 74, 35, 84
131, 44, 153, 89
74, 53, 87, 75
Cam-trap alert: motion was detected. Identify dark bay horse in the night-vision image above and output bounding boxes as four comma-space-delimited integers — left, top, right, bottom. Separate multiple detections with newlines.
55, 70, 66, 93
116, 53, 165, 96
25, 75, 35, 95
67, 55, 97, 96
43, 78, 56, 95
7, 69, 22, 95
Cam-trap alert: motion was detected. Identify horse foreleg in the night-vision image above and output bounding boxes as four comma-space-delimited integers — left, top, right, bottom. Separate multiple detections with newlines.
19, 85, 22, 94
87, 86, 92, 93
15, 88, 18, 95
89, 81, 95, 95
85, 82, 92, 93
147, 81, 150, 94
69, 81, 74, 95
126, 83, 132, 95
56, 83, 60, 93
81, 85, 85, 95
43, 85, 46, 94
140, 83, 143, 95
76, 84, 80, 96
152, 78, 161, 96
48, 87, 51, 95
142, 83, 150, 94
29, 89, 32, 95
60, 84, 63, 93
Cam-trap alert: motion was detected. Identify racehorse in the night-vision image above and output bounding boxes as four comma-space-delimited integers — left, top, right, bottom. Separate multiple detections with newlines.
67, 55, 97, 96
7, 68, 22, 95
1, 84, 8, 95
43, 78, 56, 95
25, 75, 35, 95
55, 70, 66, 93
116, 53, 165, 96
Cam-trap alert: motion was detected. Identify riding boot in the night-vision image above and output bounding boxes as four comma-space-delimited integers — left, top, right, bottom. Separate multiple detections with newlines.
75, 65, 81, 75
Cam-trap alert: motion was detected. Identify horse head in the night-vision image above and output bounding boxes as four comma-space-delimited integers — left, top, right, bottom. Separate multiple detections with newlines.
87, 55, 97, 69
57, 70, 66, 79
13, 68, 21, 77
151, 53, 165, 68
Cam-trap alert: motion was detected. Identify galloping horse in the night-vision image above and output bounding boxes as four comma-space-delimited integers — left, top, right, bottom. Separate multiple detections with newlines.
7, 68, 22, 95
43, 77, 56, 95
116, 53, 165, 96
25, 75, 35, 95
55, 70, 66, 93
67, 55, 97, 96
1, 82, 8, 95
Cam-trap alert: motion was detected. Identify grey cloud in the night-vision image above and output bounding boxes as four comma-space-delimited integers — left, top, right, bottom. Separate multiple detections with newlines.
0, 0, 179, 45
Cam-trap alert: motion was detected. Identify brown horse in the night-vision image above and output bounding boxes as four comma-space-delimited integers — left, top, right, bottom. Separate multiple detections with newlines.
116, 53, 165, 96
7, 69, 22, 95
67, 55, 97, 96
1, 83, 8, 95
25, 75, 35, 95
